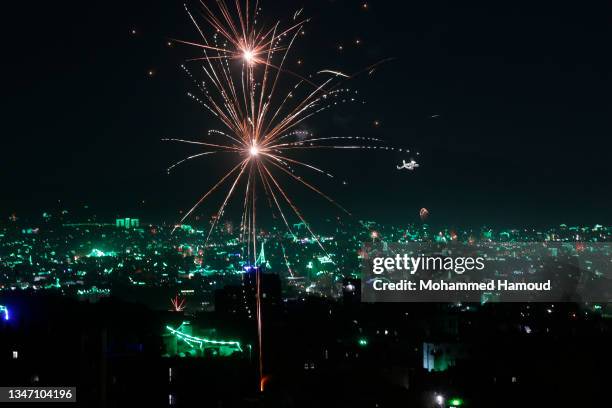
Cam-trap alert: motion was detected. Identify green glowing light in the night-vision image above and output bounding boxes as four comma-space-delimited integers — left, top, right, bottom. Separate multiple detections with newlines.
116, 217, 140, 228
166, 325, 242, 352
180, 224, 194, 232
358, 338, 368, 347
87, 248, 116, 258
77, 287, 111, 296
449, 398, 464, 406
317, 255, 333, 264
88, 248, 106, 257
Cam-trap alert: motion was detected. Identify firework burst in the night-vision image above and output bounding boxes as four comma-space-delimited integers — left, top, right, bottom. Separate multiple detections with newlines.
166, 1, 414, 256
164, 0, 414, 390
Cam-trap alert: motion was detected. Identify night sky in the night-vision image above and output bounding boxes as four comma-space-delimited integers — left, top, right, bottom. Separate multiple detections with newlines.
2, 0, 611, 228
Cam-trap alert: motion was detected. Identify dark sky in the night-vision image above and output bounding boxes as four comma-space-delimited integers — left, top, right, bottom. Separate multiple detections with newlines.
2, 0, 611, 228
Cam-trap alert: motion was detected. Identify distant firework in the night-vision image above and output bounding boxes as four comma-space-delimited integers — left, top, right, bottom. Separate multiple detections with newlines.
420, 207, 429, 221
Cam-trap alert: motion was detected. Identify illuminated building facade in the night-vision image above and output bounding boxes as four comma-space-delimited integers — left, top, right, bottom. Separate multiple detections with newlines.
116, 217, 140, 228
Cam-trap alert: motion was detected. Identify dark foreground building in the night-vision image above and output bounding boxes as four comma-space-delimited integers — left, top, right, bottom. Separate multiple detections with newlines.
1, 288, 611, 407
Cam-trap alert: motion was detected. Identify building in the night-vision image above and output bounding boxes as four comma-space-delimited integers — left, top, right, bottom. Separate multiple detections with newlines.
116, 218, 140, 228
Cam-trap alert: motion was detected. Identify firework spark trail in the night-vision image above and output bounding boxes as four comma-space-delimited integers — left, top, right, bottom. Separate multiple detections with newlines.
173, 159, 247, 232
256, 161, 298, 243
240, 164, 254, 244
203, 160, 250, 245
317, 69, 349, 78
269, 135, 385, 149
162, 137, 240, 150
263, 155, 351, 215
166, 151, 219, 174
208, 128, 246, 146
258, 162, 330, 255
261, 151, 335, 178
243, 165, 296, 276
271, 144, 413, 153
